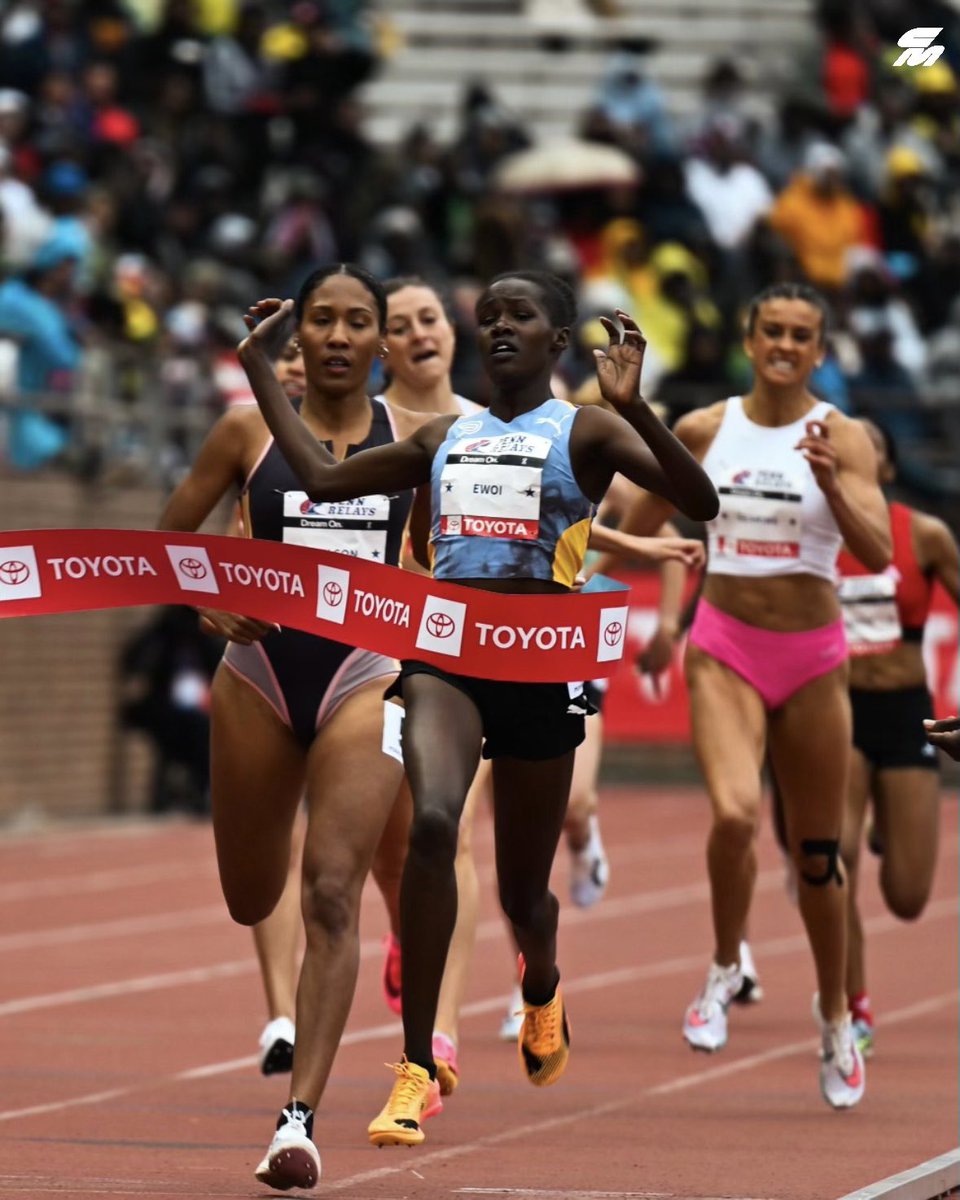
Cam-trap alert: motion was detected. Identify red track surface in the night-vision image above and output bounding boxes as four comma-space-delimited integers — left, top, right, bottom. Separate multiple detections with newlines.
0, 785, 956, 1200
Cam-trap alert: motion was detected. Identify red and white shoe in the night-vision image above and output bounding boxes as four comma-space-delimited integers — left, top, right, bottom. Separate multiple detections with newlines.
814, 998, 865, 1109
682, 960, 743, 1052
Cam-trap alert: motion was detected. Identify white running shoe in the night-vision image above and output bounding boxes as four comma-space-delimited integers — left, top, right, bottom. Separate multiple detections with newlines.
682, 960, 743, 1052
733, 940, 764, 1005
499, 984, 524, 1041
254, 1104, 321, 1190
259, 1016, 296, 1076
569, 814, 610, 908
814, 998, 866, 1110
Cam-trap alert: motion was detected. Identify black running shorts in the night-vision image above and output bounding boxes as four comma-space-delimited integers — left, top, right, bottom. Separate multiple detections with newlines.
850, 685, 940, 771
386, 660, 595, 760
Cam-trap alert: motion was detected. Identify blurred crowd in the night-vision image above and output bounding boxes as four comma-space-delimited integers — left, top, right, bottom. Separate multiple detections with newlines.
0, 0, 958, 505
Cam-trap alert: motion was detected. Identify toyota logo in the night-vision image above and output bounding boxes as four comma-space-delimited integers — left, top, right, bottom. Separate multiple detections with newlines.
426, 612, 455, 639
0, 560, 29, 586
603, 621, 624, 647
178, 557, 207, 580
323, 581, 343, 607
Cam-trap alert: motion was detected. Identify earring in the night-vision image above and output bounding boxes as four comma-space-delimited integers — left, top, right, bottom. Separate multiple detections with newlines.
380, 345, 390, 357
292, 338, 301, 350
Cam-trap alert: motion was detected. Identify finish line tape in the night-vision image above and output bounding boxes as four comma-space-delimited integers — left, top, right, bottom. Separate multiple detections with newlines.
0, 529, 629, 683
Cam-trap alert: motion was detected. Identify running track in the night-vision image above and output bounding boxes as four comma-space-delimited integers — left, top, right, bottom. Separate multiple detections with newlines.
0, 785, 956, 1199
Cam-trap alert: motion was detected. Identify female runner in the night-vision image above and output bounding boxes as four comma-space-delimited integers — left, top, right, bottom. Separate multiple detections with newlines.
246, 332, 409, 1072
608, 282, 890, 1108
837, 419, 958, 1055
238, 269, 717, 1172
159, 264, 432, 1190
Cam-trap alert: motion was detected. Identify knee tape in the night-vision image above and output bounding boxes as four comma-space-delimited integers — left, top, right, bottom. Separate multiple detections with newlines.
799, 838, 843, 887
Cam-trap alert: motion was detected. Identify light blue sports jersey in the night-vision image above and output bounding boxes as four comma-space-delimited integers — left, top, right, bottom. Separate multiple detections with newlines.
429, 398, 595, 587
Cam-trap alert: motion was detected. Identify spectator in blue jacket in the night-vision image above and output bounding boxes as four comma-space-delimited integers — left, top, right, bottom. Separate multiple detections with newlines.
0, 231, 82, 467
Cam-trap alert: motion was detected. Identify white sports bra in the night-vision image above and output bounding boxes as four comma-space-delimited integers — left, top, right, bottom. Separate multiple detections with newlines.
700, 396, 843, 582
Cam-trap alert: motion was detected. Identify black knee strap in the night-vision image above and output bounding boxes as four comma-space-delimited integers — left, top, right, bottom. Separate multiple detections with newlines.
799, 838, 843, 887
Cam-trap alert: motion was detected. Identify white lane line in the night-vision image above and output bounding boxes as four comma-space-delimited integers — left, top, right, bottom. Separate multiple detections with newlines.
4, 832, 955, 952
0, 812, 702, 899
455, 1192, 770, 1200
455, 1191, 673, 1198
646, 990, 960, 1099
834, 1147, 960, 1200
321, 989, 959, 1194
0, 906, 228, 953
0, 845, 722, 955
0, 860, 215, 904
0, 865, 785, 1015
0, 900, 954, 1125
0, 816, 208, 850
0, 1088, 133, 1126
0, 1180, 233, 1197
0, 960, 255, 1018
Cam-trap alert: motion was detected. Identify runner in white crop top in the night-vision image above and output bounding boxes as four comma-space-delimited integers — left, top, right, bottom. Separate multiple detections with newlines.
592, 283, 891, 1110
701, 394, 842, 581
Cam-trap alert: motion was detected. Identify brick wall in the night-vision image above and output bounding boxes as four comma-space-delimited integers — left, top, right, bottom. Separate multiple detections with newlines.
0, 469, 171, 823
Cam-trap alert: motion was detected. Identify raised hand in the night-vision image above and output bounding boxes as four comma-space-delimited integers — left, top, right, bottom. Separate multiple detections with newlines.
795, 419, 840, 497
239, 297, 297, 362
594, 309, 647, 410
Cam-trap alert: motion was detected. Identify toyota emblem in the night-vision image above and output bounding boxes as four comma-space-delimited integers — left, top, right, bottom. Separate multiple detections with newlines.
426, 611, 455, 638
0, 560, 29, 586
323, 581, 343, 607
178, 557, 207, 580
603, 621, 624, 647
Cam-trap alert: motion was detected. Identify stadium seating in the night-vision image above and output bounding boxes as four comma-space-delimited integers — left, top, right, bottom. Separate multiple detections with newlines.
362, 0, 813, 145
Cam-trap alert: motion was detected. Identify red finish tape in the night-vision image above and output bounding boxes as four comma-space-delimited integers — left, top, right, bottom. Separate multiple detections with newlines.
0, 529, 629, 683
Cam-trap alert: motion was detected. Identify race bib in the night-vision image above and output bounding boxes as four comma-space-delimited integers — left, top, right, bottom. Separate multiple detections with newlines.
282, 491, 390, 562
714, 466, 803, 560
838, 571, 902, 656
438, 432, 552, 541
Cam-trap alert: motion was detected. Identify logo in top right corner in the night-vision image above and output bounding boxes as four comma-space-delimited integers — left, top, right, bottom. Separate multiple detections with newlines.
893, 28, 944, 68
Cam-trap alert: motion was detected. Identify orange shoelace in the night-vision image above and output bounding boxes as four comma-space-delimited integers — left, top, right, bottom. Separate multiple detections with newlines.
523, 995, 562, 1055
384, 1060, 428, 1118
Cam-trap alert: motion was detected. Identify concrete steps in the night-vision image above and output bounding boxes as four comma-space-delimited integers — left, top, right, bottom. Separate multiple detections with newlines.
362, 0, 814, 145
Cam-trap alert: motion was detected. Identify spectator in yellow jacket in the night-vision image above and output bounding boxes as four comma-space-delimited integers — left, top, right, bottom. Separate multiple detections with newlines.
768, 142, 866, 291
